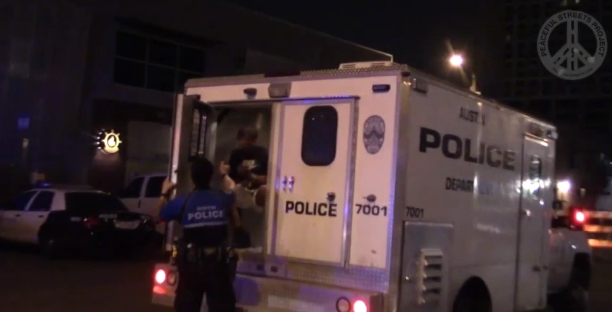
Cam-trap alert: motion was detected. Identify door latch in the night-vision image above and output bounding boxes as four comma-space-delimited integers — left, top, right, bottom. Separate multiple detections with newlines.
288, 176, 295, 190
281, 176, 288, 191
521, 208, 531, 218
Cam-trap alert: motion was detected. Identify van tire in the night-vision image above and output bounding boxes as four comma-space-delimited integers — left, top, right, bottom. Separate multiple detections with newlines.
549, 266, 589, 312
452, 278, 492, 312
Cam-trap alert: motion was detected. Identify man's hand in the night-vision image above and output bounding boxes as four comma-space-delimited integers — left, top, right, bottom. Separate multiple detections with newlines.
161, 179, 176, 196
219, 161, 230, 175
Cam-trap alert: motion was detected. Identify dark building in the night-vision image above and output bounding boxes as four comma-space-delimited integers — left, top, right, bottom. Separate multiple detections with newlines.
0, 0, 391, 194
502, 0, 612, 200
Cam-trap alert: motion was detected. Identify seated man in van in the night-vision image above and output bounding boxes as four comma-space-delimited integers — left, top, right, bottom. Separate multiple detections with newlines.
220, 127, 268, 250
220, 127, 268, 212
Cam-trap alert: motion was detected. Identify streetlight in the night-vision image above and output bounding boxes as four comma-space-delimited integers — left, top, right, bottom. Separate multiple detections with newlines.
449, 54, 464, 67
448, 53, 480, 94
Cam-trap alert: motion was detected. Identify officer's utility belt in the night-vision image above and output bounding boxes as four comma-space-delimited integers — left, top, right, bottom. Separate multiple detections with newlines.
182, 244, 235, 264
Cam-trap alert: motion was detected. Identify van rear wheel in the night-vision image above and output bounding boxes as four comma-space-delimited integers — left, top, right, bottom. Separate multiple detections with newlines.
549, 267, 589, 312
452, 279, 492, 312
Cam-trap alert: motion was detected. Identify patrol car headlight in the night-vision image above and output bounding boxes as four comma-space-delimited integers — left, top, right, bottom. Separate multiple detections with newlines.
167, 271, 178, 286
336, 297, 350, 312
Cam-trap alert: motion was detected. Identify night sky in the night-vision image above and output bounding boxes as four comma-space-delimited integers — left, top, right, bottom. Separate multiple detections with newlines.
227, 0, 505, 94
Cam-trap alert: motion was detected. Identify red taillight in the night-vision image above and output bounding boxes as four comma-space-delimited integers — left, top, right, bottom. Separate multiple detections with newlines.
84, 217, 100, 228
574, 210, 585, 223
155, 269, 166, 284
353, 300, 367, 312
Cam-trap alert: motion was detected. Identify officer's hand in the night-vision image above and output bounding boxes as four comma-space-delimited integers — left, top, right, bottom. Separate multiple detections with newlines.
161, 179, 176, 195
219, 161, 230, 175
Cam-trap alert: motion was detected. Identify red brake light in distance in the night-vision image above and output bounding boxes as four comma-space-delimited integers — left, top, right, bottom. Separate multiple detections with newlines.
574, 210, 585, 223
84, 217, 100, 228
155, 269, 166, 284
353, 300, 368, 312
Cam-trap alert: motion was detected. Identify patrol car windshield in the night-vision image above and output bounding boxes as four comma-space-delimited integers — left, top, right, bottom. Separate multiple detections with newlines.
65, 192, 129, 214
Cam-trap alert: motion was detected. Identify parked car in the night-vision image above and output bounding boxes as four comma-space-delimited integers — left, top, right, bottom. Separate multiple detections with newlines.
0, 184, 94, 245
119, 173, 166, 233
0, 184, 160, 258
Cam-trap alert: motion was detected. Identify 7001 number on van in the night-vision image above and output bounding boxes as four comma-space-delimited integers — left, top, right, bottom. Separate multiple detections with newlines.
355, 204, 388, 217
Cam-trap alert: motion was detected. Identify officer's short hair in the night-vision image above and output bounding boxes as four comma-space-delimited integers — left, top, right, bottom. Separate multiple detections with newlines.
190, 157, 214, 189
237, 127, 258, 141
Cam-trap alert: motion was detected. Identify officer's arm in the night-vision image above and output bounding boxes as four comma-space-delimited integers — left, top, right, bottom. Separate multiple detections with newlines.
223, 192, 241, 228
222, 174, 236, 193
158, 197, 183, 222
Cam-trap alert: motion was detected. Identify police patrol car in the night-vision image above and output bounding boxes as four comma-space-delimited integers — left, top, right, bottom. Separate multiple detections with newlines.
0, 184, 159, 258
152, 62, 591, 312
0, 184, 95, 246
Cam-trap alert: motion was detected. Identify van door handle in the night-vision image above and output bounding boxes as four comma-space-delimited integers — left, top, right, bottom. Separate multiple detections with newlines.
38, 215, 44, 218
15, 214, 20, 217
138, 200, 141, 208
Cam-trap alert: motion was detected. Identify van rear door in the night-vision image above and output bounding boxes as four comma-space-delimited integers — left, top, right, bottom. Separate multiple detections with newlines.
269, 98, 356, 265
515, 135, 552, 310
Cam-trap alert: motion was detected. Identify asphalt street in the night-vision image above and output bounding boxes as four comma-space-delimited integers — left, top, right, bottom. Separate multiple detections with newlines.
0, 244, 172, 312
0, 243, 611, 312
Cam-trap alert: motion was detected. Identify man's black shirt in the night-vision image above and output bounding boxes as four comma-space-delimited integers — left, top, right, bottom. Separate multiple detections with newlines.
228, 145, 268, 184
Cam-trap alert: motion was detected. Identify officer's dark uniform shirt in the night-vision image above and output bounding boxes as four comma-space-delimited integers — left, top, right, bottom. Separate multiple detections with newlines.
159, 190, 235, 247
228, 145, 268, 185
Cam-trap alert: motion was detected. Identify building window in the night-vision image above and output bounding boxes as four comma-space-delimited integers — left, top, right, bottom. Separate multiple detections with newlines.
542, 79, 553, 95
600, 75, 612, 94
504, 45, 513, 59
526, 79, 540, 95
530, 4, 541, 19
553, 80, 568, 96
301, 106, 338, 166
586, 125, 609, 136
506, 100, 525, 110
527, 100, 552, 118
505, 7, 515, 22
503, 60, 513, 73
583, 112, 611, 125
555, 111, 578, 124
113, 31, 207, 93
555, 99, 577, 111
514, 80, 527, 96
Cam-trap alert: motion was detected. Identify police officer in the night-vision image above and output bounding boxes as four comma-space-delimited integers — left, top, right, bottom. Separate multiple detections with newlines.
157, 157, 239, 312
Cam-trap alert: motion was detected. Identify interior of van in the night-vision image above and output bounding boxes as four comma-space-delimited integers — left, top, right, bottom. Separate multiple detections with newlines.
209, 104, 272, 252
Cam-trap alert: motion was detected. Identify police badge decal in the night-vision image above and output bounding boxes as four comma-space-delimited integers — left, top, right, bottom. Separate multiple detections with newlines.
363, 115, 385, 154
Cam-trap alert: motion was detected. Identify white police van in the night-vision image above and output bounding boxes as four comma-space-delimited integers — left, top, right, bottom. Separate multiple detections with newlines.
151, 62, 591, 312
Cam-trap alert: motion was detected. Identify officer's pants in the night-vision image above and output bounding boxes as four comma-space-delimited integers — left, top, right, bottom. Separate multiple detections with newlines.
174, 256, 236, 312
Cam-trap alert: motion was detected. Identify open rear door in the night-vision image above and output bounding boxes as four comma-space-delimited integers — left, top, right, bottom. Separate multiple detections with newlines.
514, 135, 551, 310
165, 94, 216, 251
269, 98, 356, 265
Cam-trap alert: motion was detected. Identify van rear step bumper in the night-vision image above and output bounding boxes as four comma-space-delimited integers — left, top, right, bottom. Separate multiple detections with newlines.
152, 265, 383, 312
235, 275, 383, 312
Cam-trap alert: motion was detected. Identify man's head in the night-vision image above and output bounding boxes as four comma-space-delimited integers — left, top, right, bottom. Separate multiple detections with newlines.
237, 127, 258, 147
190, 157, 214, 189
